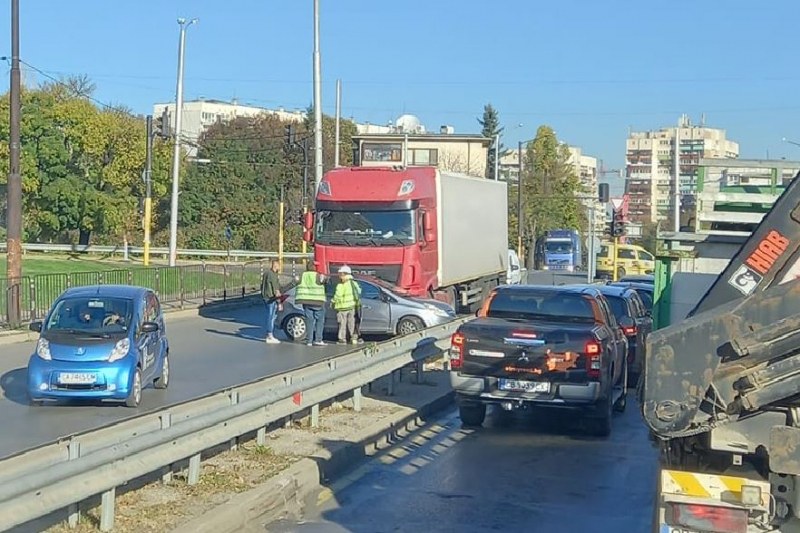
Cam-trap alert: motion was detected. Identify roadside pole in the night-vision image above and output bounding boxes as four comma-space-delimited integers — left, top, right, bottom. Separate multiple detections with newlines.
612, 236, 620, 282
143, 115, 154, 266
278, 185, 285, 271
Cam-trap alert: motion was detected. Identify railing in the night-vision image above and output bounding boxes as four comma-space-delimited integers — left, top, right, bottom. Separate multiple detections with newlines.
0, 242, 313, 260
0, 317, 468, 532
0, 259, 307, 330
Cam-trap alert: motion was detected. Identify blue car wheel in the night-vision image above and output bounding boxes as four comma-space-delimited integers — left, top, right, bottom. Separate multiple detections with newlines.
125, 368, 142, 408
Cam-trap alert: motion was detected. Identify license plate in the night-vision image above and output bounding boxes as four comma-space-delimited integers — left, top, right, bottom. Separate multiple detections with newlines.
498, 379, 549, 393
59, 372, 97, 385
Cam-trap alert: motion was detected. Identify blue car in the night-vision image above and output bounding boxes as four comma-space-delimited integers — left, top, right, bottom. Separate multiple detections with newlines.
26, 285, 170, 407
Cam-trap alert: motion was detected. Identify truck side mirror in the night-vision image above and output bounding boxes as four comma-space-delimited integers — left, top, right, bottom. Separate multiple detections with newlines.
422, 211, 435, 242
303, 211, 314, 230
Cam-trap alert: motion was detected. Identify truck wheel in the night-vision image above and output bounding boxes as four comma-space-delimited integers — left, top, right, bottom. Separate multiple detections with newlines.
585, 394, 612, 437
459, 403, 486, 427
397, 316, 425, 336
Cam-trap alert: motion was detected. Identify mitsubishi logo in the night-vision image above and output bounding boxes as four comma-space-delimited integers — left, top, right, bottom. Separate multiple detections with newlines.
517, 351, 529, 363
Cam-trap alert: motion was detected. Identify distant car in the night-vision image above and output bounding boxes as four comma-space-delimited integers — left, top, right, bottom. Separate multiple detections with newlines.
609, 281, 655, 312
590, 284, 653, 387
277, 275, 456, 342
507, 249, 523, 284
27, 285, 170, 407
618, 274, 654, 285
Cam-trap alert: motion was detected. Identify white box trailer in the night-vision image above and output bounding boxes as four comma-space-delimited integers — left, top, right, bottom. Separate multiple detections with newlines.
436, 170, 508, 288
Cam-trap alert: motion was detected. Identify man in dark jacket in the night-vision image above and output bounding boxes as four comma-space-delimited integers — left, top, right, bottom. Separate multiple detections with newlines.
261, 260, 282, 344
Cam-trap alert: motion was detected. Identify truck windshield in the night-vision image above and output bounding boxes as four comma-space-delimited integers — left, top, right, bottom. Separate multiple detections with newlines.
545, 241, 572, 254
487, 289, 595, 323
316, 210, 415, 245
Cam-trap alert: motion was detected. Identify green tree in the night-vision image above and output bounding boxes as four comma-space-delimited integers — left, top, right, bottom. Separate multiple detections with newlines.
478, 103, 503, 179
521, 125, 587, 247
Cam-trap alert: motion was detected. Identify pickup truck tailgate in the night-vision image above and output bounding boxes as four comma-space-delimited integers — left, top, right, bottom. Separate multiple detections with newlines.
458, 318, 596, 382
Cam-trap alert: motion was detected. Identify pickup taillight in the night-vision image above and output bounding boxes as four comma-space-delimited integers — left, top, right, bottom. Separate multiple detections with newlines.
450, 332, 465, 369
584, 340, 602, 379
622, 324, 637, 336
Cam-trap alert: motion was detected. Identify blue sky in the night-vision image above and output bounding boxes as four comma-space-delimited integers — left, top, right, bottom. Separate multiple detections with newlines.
2, 0, 799, 193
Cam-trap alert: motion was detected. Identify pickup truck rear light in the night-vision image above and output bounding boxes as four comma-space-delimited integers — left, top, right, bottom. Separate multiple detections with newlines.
450, 332, 465, 369
670, 503, 747, 533
622, 325, 637, 336
584, 340, 602, 379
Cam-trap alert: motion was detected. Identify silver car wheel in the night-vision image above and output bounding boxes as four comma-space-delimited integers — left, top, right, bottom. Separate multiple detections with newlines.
285, 315, 307, 341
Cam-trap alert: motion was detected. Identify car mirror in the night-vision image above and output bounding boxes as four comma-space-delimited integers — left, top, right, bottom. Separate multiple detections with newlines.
29, 321, 42, 332
141, 321, 159, 333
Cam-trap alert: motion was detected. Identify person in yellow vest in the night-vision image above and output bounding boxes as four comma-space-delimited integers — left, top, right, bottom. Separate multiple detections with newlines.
294, 260, 328, 347
332, 265, 362, 345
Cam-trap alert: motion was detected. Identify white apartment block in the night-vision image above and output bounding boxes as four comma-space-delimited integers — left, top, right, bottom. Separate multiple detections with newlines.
625, 115, 739, 225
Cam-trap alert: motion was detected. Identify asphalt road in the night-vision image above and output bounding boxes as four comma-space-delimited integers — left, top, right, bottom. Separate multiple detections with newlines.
0, 305, 359, 460
268, 401, 658, 533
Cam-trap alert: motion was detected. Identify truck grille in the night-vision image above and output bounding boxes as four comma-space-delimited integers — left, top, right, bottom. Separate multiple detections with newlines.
329, 263, 401, 284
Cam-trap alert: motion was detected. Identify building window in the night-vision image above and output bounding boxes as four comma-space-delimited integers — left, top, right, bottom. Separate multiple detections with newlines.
408, 148, 438, 166
362, 143, 402, 162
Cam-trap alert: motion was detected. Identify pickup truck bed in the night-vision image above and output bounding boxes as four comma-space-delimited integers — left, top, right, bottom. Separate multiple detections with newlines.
449, 285, 628, 436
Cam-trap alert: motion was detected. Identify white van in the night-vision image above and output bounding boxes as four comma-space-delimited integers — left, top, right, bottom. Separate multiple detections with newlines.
507, 249, 523, 284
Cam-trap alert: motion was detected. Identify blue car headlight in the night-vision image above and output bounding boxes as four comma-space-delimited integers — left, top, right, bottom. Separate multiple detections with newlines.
36, 338, 52, 360
108, 338, 131, 363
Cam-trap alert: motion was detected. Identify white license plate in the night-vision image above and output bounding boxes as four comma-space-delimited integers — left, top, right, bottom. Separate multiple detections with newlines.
59, 372, 97, 385
498, 379, 549, 393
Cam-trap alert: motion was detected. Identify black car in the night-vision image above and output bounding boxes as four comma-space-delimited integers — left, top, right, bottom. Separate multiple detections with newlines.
609, 281, 654, 312
589, 284, 653, 387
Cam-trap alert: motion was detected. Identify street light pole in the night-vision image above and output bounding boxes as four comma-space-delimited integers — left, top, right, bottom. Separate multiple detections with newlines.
168, 17, 197, 268
517, 141, 524, 259
6, 0, 22, 325
783, 137, 800, 148
312, 0, 323, 189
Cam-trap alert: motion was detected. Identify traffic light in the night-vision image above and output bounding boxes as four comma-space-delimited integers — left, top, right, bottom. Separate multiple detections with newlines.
154, 107, 171, 140
598, 183, 610, 204
612, 208, 625, 237
285, 124, 295, 147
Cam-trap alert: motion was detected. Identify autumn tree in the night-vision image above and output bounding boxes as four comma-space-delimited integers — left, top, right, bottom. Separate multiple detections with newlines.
520, 125, 587, 247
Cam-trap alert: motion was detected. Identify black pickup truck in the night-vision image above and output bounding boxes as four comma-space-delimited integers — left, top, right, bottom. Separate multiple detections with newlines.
449, 285, 628, 436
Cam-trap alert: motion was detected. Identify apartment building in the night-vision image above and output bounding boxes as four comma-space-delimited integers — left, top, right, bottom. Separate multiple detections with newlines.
625, 115, 739, 225
353, 115, 492, 176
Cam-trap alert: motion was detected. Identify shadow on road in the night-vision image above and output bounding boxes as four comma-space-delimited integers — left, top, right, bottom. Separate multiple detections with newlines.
0, 367, 29, 405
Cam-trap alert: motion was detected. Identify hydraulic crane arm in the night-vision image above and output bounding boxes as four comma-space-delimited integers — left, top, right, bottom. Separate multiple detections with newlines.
643, 171, 800, 439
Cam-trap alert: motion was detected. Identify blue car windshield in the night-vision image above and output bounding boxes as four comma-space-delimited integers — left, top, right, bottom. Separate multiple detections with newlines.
45, 296, 134, 335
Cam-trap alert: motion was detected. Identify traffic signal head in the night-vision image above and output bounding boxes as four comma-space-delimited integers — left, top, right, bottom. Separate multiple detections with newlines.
285, 124, 295, 147
612, 209, 625, 237
155, 107, 171, 140
598, 183, 610, 204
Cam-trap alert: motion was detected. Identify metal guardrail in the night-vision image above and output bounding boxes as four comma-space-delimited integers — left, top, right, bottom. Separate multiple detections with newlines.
0, 260, 305, 329
0, 242, 312, 260
0, 317, 469, 532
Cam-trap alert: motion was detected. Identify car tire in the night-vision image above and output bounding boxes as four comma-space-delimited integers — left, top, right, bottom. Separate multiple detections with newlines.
283, 314, 308, 342
459, 402, 486, 427
125, 368, 143, 408
586, 393, 612, 437
396, 316, 425, 336
154, 352, 170, 390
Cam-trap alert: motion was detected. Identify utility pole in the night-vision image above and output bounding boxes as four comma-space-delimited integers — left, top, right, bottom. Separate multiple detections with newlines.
6, 0, 22, 325
312, 0, 323, 188
334, 79, 341, 167
278, 185, 285, 270
493, 134, 500, 180
517, 141, 524, 260
168, 17, 197, 267
143, 116, 154, 266
302, 138, 310, 255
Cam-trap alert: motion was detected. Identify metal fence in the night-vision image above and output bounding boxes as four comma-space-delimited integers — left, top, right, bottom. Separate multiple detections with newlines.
0, 242, 313, 260
0, 259, 306, 330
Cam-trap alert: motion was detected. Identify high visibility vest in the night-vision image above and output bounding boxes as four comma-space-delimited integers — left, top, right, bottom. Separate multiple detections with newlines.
333, 277, 361, 311
295, 271, 326, 304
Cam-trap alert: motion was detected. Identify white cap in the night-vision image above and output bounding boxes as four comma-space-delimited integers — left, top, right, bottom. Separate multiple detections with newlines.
338, 265, 352, 274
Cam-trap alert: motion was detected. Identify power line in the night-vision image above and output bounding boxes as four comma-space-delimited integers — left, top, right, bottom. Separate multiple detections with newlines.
14, 59, 119, 110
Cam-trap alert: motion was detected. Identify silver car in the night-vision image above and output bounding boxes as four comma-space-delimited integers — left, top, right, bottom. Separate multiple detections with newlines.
277, 275, 456, 342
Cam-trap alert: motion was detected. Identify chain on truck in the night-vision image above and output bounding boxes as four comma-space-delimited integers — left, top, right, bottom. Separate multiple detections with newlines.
643, 170, 800, 533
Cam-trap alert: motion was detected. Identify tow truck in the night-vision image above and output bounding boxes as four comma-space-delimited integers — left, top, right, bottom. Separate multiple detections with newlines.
644, 170, 800, 532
